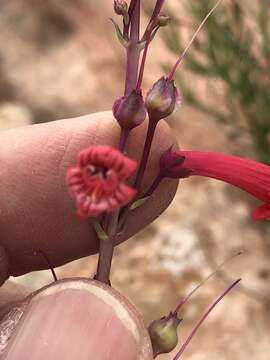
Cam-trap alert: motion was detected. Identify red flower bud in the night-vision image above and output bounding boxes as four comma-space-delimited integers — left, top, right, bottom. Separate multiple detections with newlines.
113, 90, 147, 130
145, 76, 178, 121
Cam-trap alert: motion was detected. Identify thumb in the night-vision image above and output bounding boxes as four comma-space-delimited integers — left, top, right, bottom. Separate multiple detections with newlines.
0, 279, 153, 360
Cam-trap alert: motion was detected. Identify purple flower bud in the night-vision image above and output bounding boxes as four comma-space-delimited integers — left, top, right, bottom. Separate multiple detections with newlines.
145, 76, 178, 121
148, 313, 181, 356
160, 147, 192, 179
113, 0, 128, 16
113, 90, 147, 130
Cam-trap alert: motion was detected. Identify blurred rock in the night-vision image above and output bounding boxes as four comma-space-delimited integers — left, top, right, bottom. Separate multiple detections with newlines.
0, 102, 32, 129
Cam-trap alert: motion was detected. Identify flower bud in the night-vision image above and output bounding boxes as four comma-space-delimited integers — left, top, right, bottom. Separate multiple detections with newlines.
145, 76, 178, 121
113, 0, 128, 15
156, 14, 171, 27
148, 313, 181, 356
113, 90, 147, 130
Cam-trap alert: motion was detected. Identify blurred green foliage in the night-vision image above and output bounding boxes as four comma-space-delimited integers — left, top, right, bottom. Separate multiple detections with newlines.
161, 0, 270, 163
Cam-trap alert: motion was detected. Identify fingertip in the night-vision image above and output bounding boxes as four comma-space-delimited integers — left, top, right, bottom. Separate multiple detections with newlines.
1, 279, 153, 360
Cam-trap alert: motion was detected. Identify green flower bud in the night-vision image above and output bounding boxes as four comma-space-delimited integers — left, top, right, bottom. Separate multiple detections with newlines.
156, 14, 171, 27
148, 313, 181, 356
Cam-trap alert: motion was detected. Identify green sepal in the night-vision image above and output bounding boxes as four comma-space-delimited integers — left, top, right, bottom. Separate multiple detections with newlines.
110, 18, 128, 48
123, 12, 130, 26
130, 196, 150, 210
93, 220, 109, 241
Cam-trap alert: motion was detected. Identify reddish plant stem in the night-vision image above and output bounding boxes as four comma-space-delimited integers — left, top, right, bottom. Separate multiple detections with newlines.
95, 0, 141, 284
143, 172, 164, 197
117, 174, 163, 230
136, 0, 166, 91
118, 128, 130, 152
136, 26, 152, 91
140, 0, 165, 42
172, 279, 241, 360
150, 0, 166, 22
116, 120, 158, 235
134, 118, 158, 190
128, 0, 138, 22
124, 0, 141, 95
95, 213, 118, 283
123, 0, 136, 38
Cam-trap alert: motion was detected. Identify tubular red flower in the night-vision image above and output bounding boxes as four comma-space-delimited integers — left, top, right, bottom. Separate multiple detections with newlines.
162, 150, 270, 221
67, 146, 137, 219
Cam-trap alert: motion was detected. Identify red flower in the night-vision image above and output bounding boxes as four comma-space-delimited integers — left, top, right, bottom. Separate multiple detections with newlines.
67, 146, 137, 219
161, 149, 270, 221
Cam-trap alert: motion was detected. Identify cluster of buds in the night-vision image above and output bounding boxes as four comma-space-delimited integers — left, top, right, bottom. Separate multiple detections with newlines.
113, 77, 178, 130
64, 0, 270, 358
66, 0, 270, 227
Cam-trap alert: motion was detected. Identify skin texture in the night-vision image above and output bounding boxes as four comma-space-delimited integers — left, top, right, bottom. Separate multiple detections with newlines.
0, 111, 177, 359
1, 279, 154, 359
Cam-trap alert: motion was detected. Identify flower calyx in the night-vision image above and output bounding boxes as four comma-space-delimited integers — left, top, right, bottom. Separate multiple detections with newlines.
110, 18, 129, 47
113, 90, 147, 130
163, 150, 270, 221
160, 147, 192, 179
148, 312, 182, 357
145, 76, 178, 122
130, 196, 150, 211
92, 220, 109, 242
67, 146, 137, 219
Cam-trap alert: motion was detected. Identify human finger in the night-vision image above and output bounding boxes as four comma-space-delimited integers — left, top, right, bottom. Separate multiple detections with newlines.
0, 111, 177, 281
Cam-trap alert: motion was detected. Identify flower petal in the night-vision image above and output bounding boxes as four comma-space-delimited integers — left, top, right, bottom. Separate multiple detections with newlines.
67, 145, 137, 218
252, 203, 270, 221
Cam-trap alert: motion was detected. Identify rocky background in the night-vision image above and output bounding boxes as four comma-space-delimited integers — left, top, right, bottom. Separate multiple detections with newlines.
0, 1, 270, 359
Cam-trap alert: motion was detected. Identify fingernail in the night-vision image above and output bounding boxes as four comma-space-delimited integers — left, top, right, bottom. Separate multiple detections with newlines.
1, 279, 153, 360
